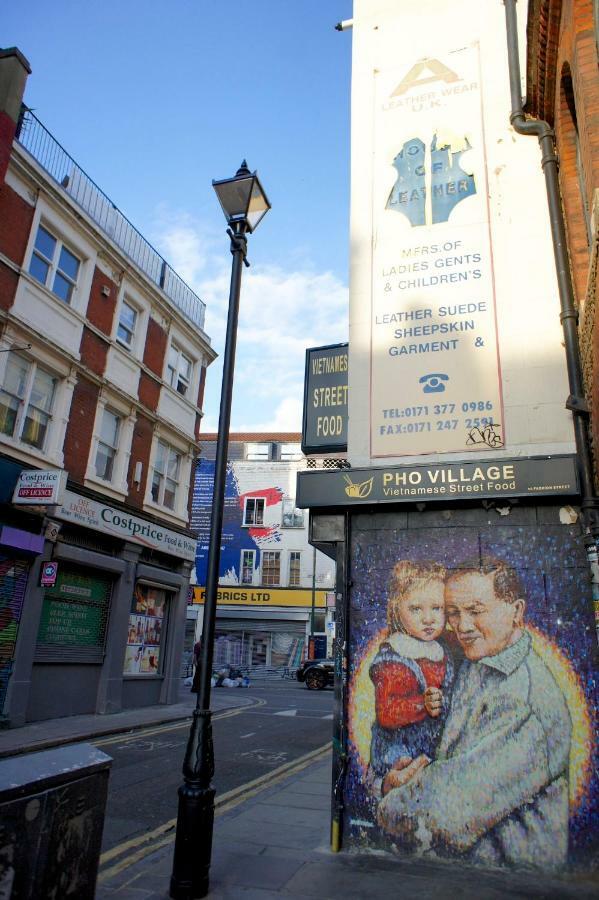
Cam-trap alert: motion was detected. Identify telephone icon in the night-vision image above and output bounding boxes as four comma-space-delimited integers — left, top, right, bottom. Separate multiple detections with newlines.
419, 373, 449, 393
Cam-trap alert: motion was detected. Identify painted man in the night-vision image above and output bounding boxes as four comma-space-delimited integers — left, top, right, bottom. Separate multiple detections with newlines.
377, 559, 572, 869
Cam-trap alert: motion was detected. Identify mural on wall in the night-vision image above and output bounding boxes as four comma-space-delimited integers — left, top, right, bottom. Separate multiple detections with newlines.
346, 521, 598, 871
191, 459, 283, 585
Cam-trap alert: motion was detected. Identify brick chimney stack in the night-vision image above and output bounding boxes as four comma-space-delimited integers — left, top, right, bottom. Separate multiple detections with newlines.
0, 47, 31, 186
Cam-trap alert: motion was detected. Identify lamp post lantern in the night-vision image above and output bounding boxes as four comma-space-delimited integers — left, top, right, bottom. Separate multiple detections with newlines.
170, 162, 270, 900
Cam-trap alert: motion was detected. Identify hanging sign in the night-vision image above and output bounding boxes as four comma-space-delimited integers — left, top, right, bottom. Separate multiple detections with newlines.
302, 343, 348, 454
370, 45, 503, 457
13, 469, 67, 505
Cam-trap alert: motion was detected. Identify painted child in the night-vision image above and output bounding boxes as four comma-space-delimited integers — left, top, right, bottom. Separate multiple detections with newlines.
369, 560, 453, 782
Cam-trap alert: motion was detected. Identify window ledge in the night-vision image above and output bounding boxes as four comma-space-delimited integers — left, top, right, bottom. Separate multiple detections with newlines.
143, 498, 188, 528
83, 474, 128, 502
0, 434, 63, 470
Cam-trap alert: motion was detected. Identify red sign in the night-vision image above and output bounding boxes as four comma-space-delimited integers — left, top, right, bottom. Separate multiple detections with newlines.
41, 562, 58, 587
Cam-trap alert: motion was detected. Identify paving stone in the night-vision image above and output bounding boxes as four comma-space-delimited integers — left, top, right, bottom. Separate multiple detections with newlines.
232, 802, 327, 829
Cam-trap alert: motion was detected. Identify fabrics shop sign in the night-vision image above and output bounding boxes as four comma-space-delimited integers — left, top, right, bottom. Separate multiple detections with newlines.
370, 45, 502, 457
56, 490, 196, 561
296, 455, 579, 508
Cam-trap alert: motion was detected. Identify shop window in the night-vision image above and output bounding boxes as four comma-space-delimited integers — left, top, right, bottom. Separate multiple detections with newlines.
282, 499, 304, 528
288, 551, 301, 587
166, 343, 193, 396
29, 223, 81, 303
0, 353, 57, 451
35, 566, 112, 663
243, 497, 265, 526
240, 549, 256, 584
116, 299, 138, 349
151, 439, 181, 509
123, 583, 169, 676
262, 551, 281, 585
95, 408, 121, 481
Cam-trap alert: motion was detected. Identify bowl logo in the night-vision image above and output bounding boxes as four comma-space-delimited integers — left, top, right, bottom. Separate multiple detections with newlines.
343, 475, 374, 500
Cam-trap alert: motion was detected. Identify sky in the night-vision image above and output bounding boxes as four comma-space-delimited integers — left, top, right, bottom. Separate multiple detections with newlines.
3, 0, 353, 432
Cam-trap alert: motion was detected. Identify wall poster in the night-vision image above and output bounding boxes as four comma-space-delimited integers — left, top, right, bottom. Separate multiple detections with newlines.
345, 515, 598, 871
123, 583, 167, 675
371, 46, 503, 457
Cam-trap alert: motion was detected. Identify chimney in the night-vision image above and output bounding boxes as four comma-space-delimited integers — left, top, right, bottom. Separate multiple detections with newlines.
0, 47, 31, 186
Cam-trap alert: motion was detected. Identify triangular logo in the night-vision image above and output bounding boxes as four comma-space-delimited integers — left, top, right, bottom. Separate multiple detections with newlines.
391, 58, 460, 96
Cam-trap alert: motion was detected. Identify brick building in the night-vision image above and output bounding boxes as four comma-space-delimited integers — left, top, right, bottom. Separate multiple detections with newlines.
189, 434, 339, 672
526, 1, 599, 484
0, 49, 215, 725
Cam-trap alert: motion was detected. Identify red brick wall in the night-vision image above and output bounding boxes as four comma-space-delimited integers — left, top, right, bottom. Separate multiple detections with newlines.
0, 262, 19, 312
86, 266, 118, 336
126, 413, 153, 508
143, 317, 167, 377
63, 376, 99, 484
80, 327, 109, 377
138, 371, 161, 412
0, 182, 34, 267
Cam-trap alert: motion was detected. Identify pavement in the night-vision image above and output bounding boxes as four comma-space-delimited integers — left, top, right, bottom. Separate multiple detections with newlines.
1, 685, 598, 899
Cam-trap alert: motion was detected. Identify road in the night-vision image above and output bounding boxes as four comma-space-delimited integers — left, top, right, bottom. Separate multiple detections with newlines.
94, 680, 334, 855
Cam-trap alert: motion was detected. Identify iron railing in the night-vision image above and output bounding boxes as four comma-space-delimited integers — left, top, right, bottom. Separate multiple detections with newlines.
16, 107, 207, 332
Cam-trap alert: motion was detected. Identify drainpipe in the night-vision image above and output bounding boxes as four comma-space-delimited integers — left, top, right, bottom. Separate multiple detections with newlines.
503, 0, 599, 539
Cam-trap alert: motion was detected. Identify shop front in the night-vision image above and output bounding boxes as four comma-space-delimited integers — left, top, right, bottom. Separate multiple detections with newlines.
192, 586, 328, 672
4, 486, 195, 726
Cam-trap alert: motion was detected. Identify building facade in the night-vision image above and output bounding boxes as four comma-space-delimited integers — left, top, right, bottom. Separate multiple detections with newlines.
190, 434, 337, 671
0, 49, 215, 726
526, 1, 599, 489
298, 0, 598, 873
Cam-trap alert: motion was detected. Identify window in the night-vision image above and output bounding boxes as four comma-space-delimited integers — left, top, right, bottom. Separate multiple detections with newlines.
280, 443, 302, 461
151, 440, 181, 509
29, 224, 80, 303
289, 551, 301, 587
167, 344, 193, 396
95, 408, 120, 481
262, 551, 281, 585
240, 550, 256, 584
246, 442, 271, 461
116, 300, 138, 348
0, 353, 56, 450
123, 583, 169, 676
282, 499, 304, 528
243, 497, 265, 526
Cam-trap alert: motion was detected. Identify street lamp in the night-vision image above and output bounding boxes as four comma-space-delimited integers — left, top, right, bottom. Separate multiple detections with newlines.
170, 162, 270, 900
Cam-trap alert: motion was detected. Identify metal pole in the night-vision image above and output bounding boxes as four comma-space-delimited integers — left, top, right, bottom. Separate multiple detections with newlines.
310, 546, 317, 641
170, 220, 248, 900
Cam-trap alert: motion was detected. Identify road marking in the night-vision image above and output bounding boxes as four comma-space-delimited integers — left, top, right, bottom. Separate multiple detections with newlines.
94, 698, 266, 747
274, 709, 297, 717
322, 714, 334, 720
97, 741, 331, 881
240, 732, 255, 738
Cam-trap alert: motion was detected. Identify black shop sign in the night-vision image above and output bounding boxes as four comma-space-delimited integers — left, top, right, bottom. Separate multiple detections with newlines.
302, 343, 348, 455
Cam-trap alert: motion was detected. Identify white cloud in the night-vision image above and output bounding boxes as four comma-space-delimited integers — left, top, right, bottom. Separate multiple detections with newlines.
152, 210, 348, 432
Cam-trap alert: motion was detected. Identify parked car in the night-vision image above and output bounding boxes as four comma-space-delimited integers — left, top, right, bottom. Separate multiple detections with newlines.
296, 658, 334, 690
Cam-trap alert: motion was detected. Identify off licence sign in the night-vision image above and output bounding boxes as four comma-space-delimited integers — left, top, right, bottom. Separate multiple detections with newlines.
13, 469, 66, 505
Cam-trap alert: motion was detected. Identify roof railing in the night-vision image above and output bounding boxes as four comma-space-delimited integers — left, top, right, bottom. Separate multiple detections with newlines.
16, 107, 207, 333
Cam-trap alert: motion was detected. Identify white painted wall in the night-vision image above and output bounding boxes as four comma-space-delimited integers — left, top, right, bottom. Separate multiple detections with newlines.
348, 0, 573, 466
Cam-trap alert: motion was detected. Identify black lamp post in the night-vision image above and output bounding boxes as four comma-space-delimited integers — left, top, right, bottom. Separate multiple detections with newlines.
170, 161, 270, 900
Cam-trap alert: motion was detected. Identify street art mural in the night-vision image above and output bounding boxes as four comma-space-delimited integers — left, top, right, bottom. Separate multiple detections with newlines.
191, 459, 283, 585
345, 520, 598, 871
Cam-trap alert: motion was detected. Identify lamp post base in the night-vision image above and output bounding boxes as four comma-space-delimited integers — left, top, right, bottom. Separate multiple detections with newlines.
170, 781, 215, 899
